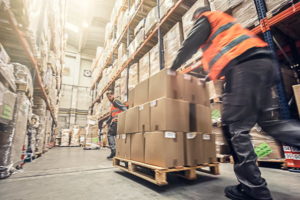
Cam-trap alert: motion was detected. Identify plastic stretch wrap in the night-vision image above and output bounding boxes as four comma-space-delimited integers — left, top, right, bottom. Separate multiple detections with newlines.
27, 114, 39, 157
10, 92, 30, 168
70, 126, 80, 146
0, 60, 16, 91
61, 129, 70, 146
12, 63, 33, 97
33, 96, 47, 153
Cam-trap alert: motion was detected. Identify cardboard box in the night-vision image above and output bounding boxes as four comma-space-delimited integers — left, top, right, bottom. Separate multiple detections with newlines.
163, 22, 184, 69
124, 107, 139, 134
134, 79, 149, 106
183, 75, 210, 106
117, 111, 126, 134
232, 0, 258, 28
139, 52, 150, 82
150, 98, 189, 132
145, 6, 158, 34
116, 134, 131, 159
190, 104, 212, 133
149, 44, 160, 76
148, 69, 184, 101
128, 63, 139, 90
185, 132, 217, 166
202, 133, 217, 163
293, 85, 300, 117
144, 131, 184, 168
139, 103, 151, 132
130, 133, 145, 162
128, 89, 135, 108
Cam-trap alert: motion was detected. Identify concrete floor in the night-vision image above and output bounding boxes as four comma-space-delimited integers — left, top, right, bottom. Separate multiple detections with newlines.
0, 148, 299, 200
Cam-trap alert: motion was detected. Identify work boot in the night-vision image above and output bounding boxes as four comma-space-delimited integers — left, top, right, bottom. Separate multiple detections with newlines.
106, 149, 116, 159
225, 185, 273, 200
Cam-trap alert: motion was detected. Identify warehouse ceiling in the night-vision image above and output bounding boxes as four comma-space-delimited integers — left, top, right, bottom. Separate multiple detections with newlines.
65, 0, 116, 57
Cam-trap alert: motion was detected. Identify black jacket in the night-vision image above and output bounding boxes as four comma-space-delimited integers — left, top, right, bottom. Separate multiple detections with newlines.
170, 15, 273, 76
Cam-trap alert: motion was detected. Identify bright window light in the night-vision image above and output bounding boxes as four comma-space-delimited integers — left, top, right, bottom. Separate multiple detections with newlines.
66, 22, 79, 33
82, 22, 89, 28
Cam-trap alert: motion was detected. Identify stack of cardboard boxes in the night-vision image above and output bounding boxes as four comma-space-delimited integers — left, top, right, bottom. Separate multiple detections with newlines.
116, 69, 216, 168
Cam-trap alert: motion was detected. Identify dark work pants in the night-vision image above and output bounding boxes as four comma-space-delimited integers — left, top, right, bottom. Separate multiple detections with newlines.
108, 122, 117, 151
222, 57, 300, 199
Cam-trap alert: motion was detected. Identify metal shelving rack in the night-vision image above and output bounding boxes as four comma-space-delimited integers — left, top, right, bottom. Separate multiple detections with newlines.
0, 3, 58, 125
91, 0, 196, 108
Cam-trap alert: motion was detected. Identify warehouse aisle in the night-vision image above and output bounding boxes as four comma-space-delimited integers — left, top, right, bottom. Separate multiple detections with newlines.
0, 148, 299, 200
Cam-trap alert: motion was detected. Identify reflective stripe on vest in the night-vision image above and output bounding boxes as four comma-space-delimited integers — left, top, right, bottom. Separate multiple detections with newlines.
197, 11, 268, 80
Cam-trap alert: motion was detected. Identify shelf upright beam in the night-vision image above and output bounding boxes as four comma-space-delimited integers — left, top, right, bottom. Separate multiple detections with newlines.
254, 0, 290, 119
157, 0, 165, 70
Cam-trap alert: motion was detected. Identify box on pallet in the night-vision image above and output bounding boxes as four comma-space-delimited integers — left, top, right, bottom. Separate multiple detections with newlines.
124, 107, 139, 134
183, 75, 210, 105
134, 79, 149, 106
139, 103, 151, 132
148, 69, 184, 101
190, 104, 212, 133
130, 133, 145, 163
150, 98, 189, 132
163, 22, 184, 69
127, 89, 135, 108
144, 131, 184, 168
185, 132, 217, 166
116, 134, 131, 159
117, 111, 126, 135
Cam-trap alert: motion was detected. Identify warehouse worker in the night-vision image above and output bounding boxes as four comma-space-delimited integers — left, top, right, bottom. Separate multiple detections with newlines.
170, 7, 300, 200
106, 91, 127, 159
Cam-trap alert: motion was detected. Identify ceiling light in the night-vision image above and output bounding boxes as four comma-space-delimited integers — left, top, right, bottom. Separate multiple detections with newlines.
66, 22, 79, 33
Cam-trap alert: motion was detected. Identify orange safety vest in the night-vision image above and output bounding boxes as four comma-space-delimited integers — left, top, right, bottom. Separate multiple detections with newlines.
197, 11, 268, 80
110, 105, 122, 121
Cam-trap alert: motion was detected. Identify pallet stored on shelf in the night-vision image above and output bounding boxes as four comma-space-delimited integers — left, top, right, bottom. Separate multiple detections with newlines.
113, 157, 220, 186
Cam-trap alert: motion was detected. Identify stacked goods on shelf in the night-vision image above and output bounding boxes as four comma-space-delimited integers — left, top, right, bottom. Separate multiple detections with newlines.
116, 69, 216, 168
26, 114, 39, 159
149, 44, 160, 76
145, 6, 158, 35
60, 129, 70, 147
79, 127, 86, 146
128, 63, 139, 90
120, 70, 128, 103
32, 96, 47, 153
85, 116, 99, 149
163, 22, 184, 69
70, 126, 80, 147
139, 52, 150, 82
114, 78, 122, 99
43, 111, 53, 151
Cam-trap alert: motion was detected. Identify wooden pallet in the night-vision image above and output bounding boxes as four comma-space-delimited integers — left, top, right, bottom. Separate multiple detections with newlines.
113, 157, 220, 186
217, 154, 232, 163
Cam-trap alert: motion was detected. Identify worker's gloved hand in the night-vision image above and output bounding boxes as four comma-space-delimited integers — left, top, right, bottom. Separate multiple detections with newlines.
199, 75, 210, 86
